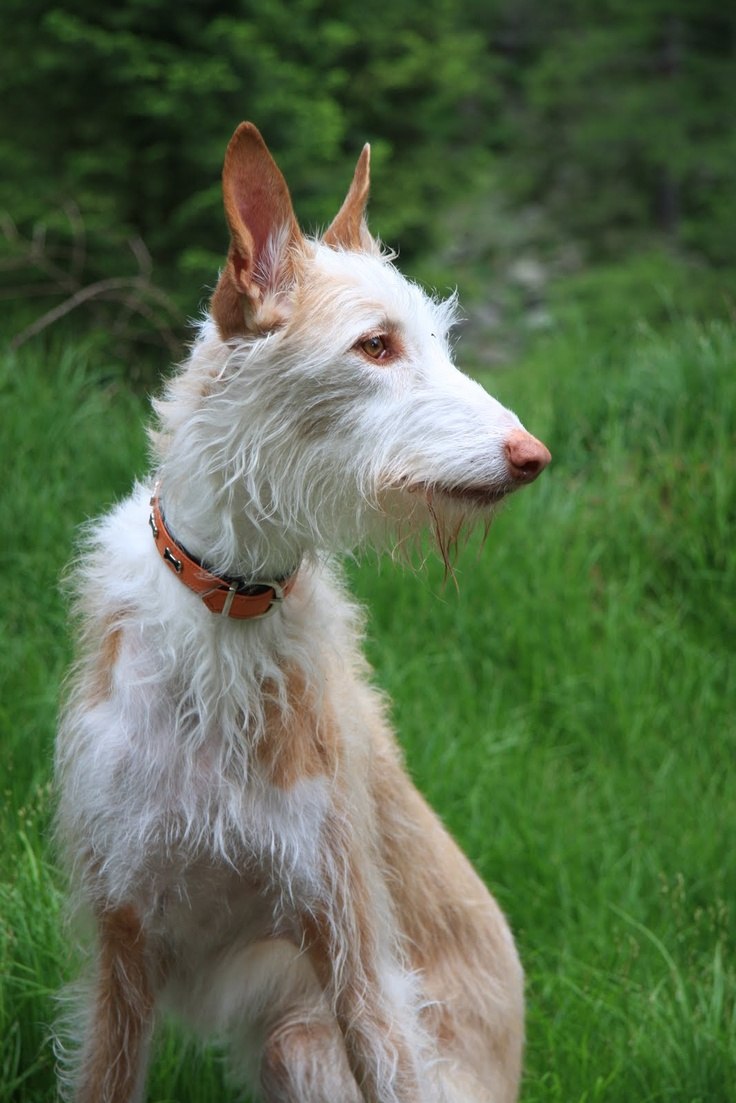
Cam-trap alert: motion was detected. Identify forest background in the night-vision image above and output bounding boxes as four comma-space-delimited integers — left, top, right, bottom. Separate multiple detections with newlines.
3, 0, 736, 350
1, 2, 735, 1101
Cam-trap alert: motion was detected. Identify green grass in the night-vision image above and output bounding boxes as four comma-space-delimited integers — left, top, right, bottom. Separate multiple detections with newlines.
1, 296, 735, 1101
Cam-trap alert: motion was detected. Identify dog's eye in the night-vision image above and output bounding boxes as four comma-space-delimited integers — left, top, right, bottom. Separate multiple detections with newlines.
359, 335, 390, 361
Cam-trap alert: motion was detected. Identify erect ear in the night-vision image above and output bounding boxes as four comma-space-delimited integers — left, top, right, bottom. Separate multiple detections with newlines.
211, 122, 303, 339
323, 144, 373, 252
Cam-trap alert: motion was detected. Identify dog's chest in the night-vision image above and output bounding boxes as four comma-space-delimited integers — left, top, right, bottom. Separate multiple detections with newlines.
144, 851, 287, 953
85, 725, 333, 904
62, 545, 370, 913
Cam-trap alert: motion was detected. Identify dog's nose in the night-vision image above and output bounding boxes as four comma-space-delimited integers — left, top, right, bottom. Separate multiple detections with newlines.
504, 429, 551, 484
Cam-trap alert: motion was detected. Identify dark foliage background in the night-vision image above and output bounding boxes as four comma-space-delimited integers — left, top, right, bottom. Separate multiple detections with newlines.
2, 0, 735, 357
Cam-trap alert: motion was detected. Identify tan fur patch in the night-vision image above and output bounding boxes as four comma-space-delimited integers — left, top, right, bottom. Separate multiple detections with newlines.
300, 853, 411, 1098
210, 263, 246, 340
299, 831, 379, 993
77, 905, 153, 1103
323, 144, 372, 252
261, 1018, 362, 1101
87, 623, 123, 705
369, 736, 524, 1093
256, 665, 340, 789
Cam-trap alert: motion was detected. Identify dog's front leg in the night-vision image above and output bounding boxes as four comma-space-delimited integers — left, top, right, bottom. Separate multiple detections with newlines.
300, 826, 430, 1103
73, 905, 155, 1103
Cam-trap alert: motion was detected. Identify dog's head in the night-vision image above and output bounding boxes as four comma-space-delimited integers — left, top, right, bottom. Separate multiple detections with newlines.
160, 124, 550, 567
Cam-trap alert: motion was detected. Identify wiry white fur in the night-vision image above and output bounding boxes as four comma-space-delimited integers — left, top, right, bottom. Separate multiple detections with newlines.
153, 245, 522, 579
56, 223, 530, 1102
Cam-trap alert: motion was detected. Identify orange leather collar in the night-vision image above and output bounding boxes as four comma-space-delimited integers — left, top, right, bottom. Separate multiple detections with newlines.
149, 494, 298, 619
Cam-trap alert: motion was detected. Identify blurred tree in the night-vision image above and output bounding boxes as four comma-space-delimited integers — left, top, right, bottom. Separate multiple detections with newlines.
1, 0, 734, 349
0, 0, 495, 308
472, 0, 736, 261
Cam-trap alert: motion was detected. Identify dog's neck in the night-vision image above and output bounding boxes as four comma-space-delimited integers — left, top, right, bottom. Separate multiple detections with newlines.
157, 469, 305, 586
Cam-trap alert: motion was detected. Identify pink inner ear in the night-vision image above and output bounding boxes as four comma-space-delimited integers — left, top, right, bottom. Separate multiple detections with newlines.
222, 123, 301, 293
231, 249, 250, 289
231, 181, 276, 270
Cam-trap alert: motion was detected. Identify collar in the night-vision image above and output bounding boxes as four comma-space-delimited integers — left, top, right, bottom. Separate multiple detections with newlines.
148, 492, 298, 619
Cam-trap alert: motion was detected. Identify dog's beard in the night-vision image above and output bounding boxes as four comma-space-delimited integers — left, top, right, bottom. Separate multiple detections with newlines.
373, 483, 499, 580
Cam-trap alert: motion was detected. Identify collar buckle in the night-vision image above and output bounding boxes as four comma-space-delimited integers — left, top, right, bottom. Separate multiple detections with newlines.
220, 579, 285, 619
149, 491, 298, 621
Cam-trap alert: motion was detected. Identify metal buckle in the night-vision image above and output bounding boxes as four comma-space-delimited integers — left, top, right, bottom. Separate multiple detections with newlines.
163, 547, 183, 573
221, 579, 285, 619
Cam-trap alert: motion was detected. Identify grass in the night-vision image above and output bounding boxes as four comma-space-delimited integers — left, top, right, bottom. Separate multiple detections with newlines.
1, 281, 735, 1101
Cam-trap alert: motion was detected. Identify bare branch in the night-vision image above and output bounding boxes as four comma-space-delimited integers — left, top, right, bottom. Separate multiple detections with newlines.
128, 235, 152, 281
1, 213, 20, 243
63, 200, 87, 279
3, 205, 185, 357
11, 277, 143, 347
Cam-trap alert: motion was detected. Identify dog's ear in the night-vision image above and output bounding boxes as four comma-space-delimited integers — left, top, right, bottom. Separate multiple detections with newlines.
323, 144, 373, 252
211, 122, 303, 339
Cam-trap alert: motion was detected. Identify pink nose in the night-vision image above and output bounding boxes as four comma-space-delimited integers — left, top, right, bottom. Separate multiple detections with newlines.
505, 429, 551, 484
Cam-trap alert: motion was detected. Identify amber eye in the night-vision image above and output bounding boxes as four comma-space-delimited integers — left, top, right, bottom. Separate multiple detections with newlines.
359, 335, 389, 360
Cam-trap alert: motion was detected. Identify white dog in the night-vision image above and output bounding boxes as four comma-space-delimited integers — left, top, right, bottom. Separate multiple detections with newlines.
56, 122, 550, 1103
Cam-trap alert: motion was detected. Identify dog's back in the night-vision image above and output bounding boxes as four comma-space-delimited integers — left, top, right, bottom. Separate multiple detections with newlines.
56, 123, 549, 1103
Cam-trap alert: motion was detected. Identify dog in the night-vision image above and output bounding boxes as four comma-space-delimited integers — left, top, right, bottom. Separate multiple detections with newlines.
55, 122, 550, 1103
